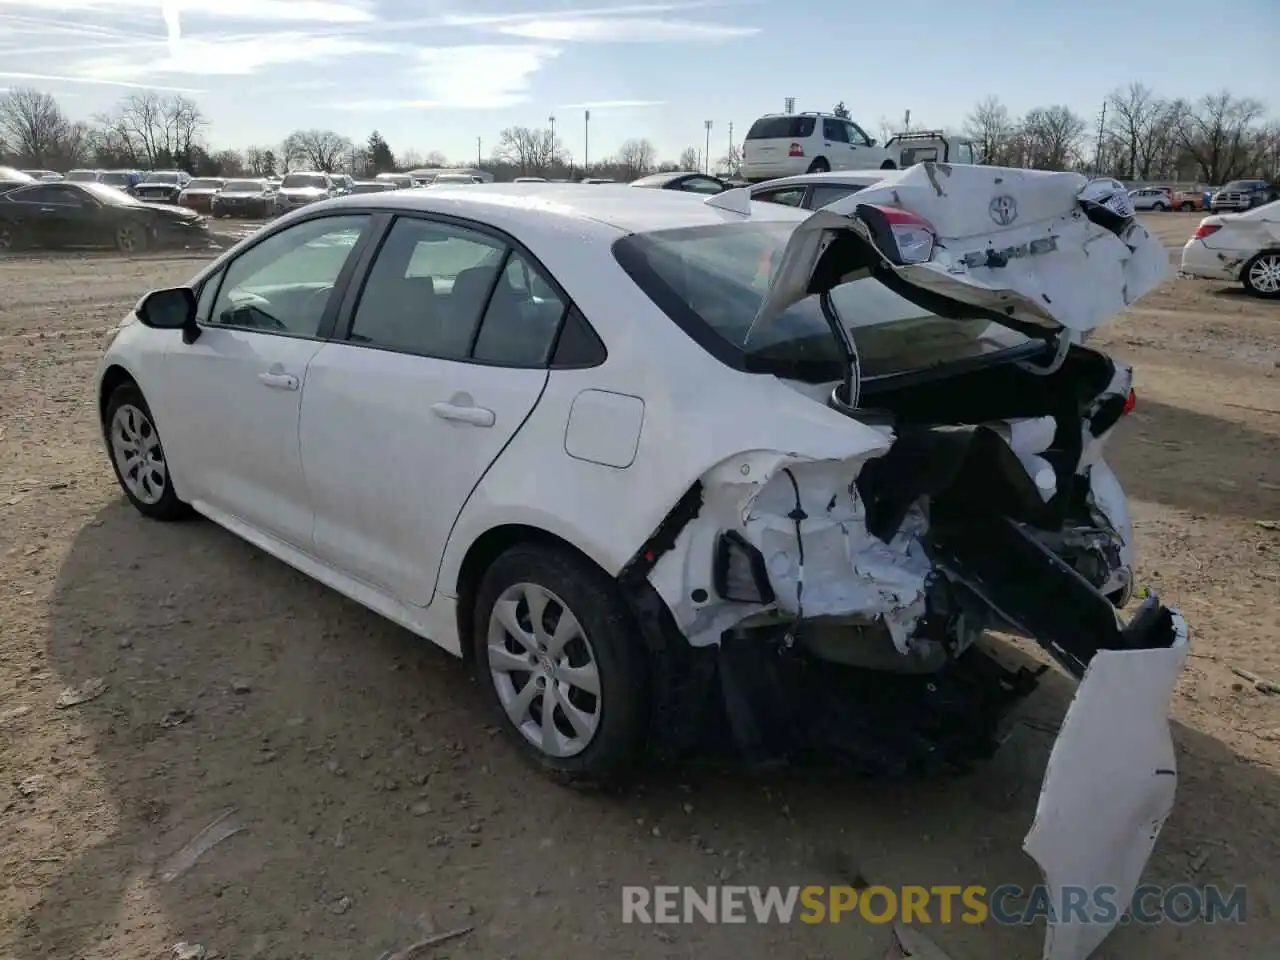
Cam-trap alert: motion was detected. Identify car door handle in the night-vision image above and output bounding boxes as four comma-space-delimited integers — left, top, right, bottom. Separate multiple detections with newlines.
431, 402, 495, 427
259, 371, 299, 391
40, 207, 56, 212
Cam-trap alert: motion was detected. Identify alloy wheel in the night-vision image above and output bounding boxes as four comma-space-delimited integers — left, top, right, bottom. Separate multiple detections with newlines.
116, 225, 140, 253
109, 404, 167, 505
1247, 254, 1280, 295
486, 582, 602, 758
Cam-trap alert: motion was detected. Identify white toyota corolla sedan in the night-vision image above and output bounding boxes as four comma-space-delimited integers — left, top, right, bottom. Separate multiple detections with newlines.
98, 166, 1188, 960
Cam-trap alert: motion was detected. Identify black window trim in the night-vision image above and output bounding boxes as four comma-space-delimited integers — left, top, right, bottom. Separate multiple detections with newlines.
330, 209, 607, 371
750, 184, 814, 209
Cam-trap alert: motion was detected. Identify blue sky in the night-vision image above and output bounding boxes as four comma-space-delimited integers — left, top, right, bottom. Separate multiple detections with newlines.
0, 0, 1275, 165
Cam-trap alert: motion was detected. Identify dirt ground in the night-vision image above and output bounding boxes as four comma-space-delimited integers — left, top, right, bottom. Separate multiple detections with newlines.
1, 211, 1277, 960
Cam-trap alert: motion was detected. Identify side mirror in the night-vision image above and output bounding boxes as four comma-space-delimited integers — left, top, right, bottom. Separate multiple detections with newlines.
136, 287, 200, 343
867, 138, 878, 147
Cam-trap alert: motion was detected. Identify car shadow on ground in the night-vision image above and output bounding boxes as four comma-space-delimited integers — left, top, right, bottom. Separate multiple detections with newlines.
26, 500, 1279, 959
1109, 398, 1280, 520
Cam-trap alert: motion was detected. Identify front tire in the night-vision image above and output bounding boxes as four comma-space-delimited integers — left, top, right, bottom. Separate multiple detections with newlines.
1153, 202, 1168, 211
0, 223, 22, 252
1242, 251, 1280, 299
1180, 202, 1194, 211
103, 383, 193, 521
473, 544, 649, 788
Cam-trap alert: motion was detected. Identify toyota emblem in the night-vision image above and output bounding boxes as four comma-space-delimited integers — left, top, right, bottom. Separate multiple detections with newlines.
989, 195, 1018, 226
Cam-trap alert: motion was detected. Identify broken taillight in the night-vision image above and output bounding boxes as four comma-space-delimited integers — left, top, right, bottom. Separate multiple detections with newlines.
1123, 388, 1137, 416
1191, 222, 1221, 240
858, 204, 938, 265
788, 142, 805, 157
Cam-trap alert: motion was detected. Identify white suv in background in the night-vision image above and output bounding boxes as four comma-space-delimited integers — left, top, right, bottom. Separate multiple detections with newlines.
741, 112, 896, 182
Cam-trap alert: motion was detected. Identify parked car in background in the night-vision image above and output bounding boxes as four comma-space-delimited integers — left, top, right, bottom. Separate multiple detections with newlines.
276, 171, 338, 212
0, 180, 208, 253
330, 173, 354, 195
1128, 187, 1173, 211
748, 170, 888, 210
581, 177, 616, 184
348, 180, 396, 195
741, 111, 896, 182
1, 166, 37, 195
134, 170, 192, 204
375, 172, 415, 189
66, 168, 105, 183
629, 171, 732, 194
211, 179, 277, 218
430, 173, 485, 185
883, 130, 978, 166
99, 170, 144, 195
1173, 189, 1207, 212
514, 176, 549, 183
178, 177, 225, 213
21, 169, 63, 181
1180, 199, 1280, 298
1210, 179, 1274, 212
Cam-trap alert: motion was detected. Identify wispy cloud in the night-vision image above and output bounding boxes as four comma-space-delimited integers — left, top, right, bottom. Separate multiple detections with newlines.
72, 35, 393, 79
492, 17, 757, 42
0, 0, 376, 22
336, 45, 560, 111
0, 69, 203, 91
560, 99, 665, 109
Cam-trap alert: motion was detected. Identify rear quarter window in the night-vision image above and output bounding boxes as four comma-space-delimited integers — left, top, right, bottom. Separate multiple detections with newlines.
746, 116, 816, 140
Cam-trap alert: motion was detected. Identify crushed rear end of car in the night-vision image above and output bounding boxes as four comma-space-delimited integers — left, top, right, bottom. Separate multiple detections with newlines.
617, 163, 1188, 960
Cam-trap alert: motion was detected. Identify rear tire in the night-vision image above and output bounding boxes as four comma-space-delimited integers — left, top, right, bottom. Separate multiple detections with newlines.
880, 160, 897, 169
1180, 202, 1194, 211
473, 543, 649, 789
103, 383, 194, 521
806, 158, 830, 174
0, 223, 23, 252
1241, 251, 1280, 299
1153, 202, 1167, 211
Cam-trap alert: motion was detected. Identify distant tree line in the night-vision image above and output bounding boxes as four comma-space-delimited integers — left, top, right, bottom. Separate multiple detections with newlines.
962, 86, 1279, 184
2, 85, 1275, 185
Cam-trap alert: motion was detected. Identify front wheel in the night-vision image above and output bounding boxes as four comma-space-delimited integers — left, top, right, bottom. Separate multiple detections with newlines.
0, 223, 24, 252
473, 544, 649, 788
1153, 202, 1168, 211
115, 222, 148, 254
1180, 202, 1194, 211
103, 383, 194, 521
1242, 251, 1280, 299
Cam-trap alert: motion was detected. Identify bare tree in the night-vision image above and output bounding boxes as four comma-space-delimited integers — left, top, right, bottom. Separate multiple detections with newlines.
1105, 82, 1165, 178
282, 129, 353, 172
677, 145, 700, 171
1020, 105, 1087, 170
492, 126, 560, 176
963, 96, 1013, 165
617, 138, 657, 179
717, 143, 742, 176
94, 92, 207, 168
0, 87, 70, 165
423, 149, 449, 168
1178, 91, 1267, 184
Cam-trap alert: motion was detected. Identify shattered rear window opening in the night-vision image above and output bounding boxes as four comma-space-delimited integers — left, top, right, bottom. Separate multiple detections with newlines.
613, 221, 1036, 385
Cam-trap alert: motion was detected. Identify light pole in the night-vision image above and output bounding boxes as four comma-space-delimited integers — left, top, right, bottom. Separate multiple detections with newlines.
548, 114, 556, 172
584, 109, 590, 176
476, 136, 481, 167
704, 120, 713, 175
727, 121, 733, 175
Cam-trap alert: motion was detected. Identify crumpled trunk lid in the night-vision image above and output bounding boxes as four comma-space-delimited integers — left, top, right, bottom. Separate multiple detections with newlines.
749, 163, 1169, 341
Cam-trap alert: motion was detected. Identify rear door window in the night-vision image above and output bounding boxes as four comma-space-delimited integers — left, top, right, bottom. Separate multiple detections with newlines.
808, 184, 864, 208
746, 116, 815, 140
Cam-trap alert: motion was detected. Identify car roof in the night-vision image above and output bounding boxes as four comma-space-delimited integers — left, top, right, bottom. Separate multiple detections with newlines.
748, 171, 890, 190
319, 182, 809, 236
